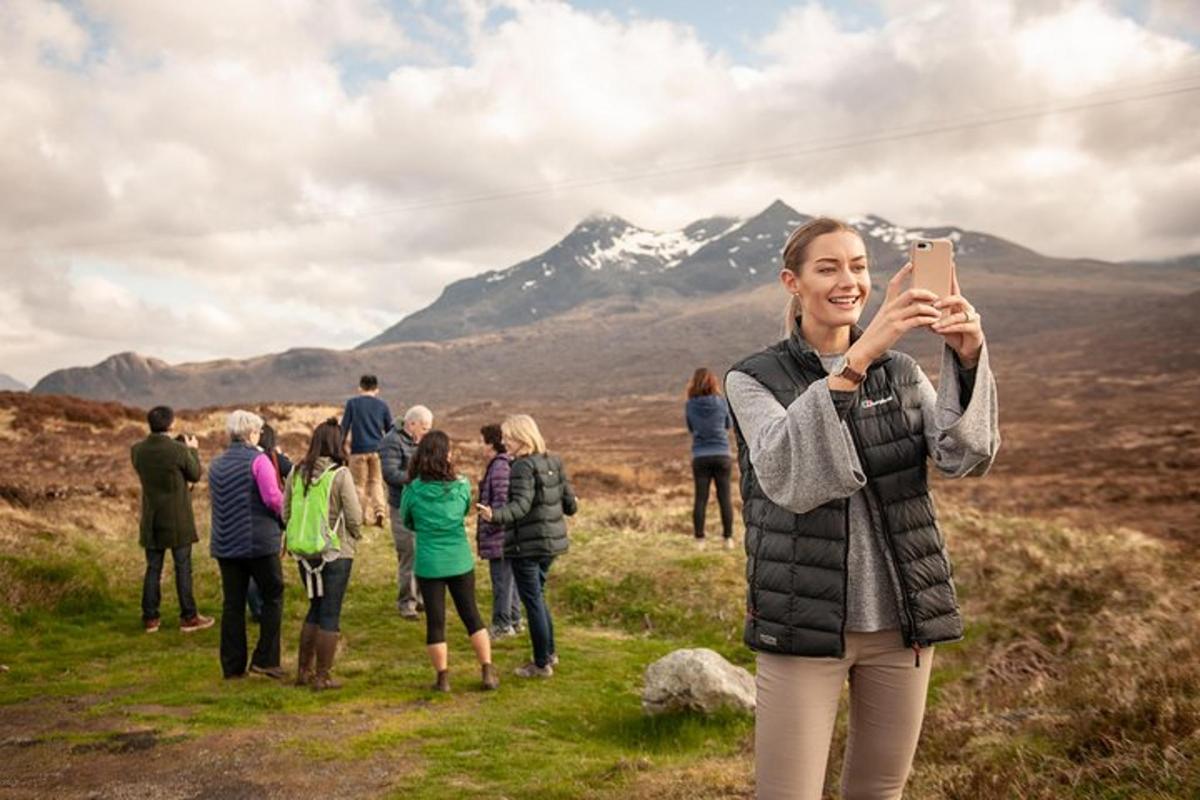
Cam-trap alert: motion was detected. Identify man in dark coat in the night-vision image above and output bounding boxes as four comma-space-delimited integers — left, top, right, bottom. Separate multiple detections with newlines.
130, 405, 214, 634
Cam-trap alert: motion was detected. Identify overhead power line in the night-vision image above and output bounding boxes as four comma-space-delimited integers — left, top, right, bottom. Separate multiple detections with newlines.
4, 76, 1199, 256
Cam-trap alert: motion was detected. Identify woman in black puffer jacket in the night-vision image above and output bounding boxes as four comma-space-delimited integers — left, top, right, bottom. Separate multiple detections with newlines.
477, 414, 577, 679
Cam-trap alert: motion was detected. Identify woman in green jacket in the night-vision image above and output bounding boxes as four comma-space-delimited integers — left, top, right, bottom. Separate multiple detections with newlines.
400, 430, 498, 692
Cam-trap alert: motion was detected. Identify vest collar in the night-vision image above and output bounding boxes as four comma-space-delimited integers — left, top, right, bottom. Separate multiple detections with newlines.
786, 318, 891, 374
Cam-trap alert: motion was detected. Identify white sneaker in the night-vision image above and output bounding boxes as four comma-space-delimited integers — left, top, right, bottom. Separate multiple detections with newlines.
489, 625, 516, 640
695, 538, 706, 551
723, 538, 735, 551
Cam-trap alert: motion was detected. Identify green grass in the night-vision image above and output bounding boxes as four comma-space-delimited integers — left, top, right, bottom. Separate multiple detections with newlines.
0, 503, 753, 798
2, 497, 1198, 798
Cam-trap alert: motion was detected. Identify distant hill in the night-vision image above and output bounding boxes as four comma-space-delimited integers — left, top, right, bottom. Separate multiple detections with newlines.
0, 373, 27, 392
32, 201, 1200, 409
361, 199, 1043, 347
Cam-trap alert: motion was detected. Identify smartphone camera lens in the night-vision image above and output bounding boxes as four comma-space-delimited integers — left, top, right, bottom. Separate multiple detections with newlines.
916, 242, 931, 250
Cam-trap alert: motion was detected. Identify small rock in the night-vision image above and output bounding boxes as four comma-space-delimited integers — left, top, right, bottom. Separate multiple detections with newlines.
641, 648, 755, 716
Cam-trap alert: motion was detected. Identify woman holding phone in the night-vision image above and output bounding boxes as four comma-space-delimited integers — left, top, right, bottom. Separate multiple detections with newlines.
725, 217, 999, 799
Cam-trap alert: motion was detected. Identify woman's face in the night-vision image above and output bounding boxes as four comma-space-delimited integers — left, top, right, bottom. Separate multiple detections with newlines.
781, 230, 871, 328
247, 428, 262, 447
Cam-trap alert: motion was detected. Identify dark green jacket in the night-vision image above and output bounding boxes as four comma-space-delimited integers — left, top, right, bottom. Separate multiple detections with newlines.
131, 434, 203, 549
491, 453, 577, 559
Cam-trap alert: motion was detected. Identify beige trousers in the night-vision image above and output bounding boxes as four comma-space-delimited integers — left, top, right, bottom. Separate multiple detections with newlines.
349, 452, 386, 524
755, 630, 934, 800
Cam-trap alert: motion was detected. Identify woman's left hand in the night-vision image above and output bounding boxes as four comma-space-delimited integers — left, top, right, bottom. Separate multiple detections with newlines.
930, 265, 984, 367
477, 503, 494, 522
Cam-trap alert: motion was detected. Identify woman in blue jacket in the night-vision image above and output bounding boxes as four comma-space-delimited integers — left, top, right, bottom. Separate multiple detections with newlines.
685, 368, 734, 549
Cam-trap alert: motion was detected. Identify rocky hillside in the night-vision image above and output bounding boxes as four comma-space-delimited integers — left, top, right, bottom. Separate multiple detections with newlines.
362, 199, 1042, 347
31, 201, 1200, 408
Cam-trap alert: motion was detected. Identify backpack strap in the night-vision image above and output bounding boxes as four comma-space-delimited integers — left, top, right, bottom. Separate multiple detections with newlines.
295, 555, 326, 599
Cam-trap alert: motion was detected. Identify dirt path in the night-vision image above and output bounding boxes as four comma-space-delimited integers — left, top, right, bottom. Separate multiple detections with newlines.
0, 698, 417, 800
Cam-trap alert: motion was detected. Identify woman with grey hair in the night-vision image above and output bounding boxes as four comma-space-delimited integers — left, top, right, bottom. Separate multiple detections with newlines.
208, 409, 288, 680
381, 404, 434, 619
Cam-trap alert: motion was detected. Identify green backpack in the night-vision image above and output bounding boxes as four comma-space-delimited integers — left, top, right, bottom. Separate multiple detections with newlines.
285, 466, 345, 598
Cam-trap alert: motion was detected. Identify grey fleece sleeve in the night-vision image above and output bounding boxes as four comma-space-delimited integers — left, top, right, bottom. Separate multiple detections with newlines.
918, 342, 1001, 478
725, 370, 867, 515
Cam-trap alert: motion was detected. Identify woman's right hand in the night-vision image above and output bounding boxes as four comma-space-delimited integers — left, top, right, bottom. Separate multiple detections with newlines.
852, 263, 942, 362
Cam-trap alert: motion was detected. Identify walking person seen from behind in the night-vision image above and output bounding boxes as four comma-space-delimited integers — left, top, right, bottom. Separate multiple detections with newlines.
282, 418, 362, 691
340, 374, 393, 528
208, 410, 288, 680
476, 423, 521, 639
130, 405, 213, 634
725, 218, 1000, 799
477, 415, 577, 679
685, 367, 735, 550
381, 404, 433, 620
399, 430, 498, 692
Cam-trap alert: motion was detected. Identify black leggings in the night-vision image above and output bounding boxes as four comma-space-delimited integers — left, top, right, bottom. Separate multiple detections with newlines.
417, 570, 485, 645
692, 455, 733, 539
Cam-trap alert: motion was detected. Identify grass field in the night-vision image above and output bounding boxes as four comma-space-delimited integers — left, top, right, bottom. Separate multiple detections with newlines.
2, 480, 1198, 798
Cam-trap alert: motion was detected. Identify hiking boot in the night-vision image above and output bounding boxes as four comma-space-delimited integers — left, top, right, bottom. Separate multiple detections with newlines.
250, 664, 288, 680
295, 623, 319, 687
432, 670, 450, 693
514, 662, 553, 679
489, 625, 516, 640
180, 614, 215, 633
399, 608, 420, 621
481, 663, 499, 691
144, 618, 160, 634
311, 630, 342, 691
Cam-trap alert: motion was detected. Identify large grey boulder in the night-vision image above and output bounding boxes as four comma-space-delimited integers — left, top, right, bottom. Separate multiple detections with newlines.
641, 648, 756, 715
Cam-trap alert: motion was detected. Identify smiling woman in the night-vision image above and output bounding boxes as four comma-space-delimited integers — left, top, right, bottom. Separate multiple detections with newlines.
724, 216, 1001, 799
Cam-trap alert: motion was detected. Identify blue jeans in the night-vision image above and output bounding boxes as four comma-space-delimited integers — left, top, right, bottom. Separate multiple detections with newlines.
142, 546, 198, 621
511, 556, 556, 668
488, 558, 522, 630
301, 558, 353, 633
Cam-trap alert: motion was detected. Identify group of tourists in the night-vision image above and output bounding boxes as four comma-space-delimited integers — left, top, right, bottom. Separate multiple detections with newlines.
132, 214, 1002, 798
131, 383, 577, 693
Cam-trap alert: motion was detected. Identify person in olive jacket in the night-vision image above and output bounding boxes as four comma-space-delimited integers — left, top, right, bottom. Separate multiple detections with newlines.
130, 405, 214, 634
477, 414, 577, 678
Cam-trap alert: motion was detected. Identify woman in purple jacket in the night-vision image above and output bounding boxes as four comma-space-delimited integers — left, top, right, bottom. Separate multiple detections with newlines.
477, 424, 522, 639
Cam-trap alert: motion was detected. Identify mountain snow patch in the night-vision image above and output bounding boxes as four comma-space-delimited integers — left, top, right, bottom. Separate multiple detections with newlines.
578, 221, 741, 271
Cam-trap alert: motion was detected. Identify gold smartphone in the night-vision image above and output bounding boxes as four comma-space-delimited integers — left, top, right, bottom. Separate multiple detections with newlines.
910, 238, 954, 312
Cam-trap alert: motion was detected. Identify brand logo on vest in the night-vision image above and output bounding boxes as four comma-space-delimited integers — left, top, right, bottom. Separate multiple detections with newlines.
759, 633, 778, 646
861, 394, 896, 410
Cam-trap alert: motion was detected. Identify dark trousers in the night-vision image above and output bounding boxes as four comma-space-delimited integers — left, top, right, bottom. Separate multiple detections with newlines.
217, 555, 284, 678
692, 455, 733, 539
247, 578, 263, 622
511, 556, 556, 668
417, 570, 485, 646
301, 558, 353, 633
488, 557, 522, 630
142, 546, 198, 621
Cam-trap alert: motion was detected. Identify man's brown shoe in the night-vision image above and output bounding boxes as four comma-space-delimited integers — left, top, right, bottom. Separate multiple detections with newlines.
180, 614, 215, 633
481, 663, 499, 691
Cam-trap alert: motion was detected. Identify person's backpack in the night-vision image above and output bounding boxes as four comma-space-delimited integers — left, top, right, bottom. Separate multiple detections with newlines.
284, 466, 346, 598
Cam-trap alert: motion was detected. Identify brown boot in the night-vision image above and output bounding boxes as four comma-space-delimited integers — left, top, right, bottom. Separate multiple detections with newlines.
481, 663, 499, 691
432, 669, 450, 692
295, 623, 319, 687
312, 630, 342, 691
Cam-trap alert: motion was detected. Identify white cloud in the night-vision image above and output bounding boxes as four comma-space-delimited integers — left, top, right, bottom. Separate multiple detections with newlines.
1, 0, 1197, 385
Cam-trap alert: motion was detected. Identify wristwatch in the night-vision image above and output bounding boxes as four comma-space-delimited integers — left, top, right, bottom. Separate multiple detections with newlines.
829, 355, 866, 385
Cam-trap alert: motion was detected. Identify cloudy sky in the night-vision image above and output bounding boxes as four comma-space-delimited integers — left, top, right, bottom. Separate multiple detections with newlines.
3, 0, 1198, 385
